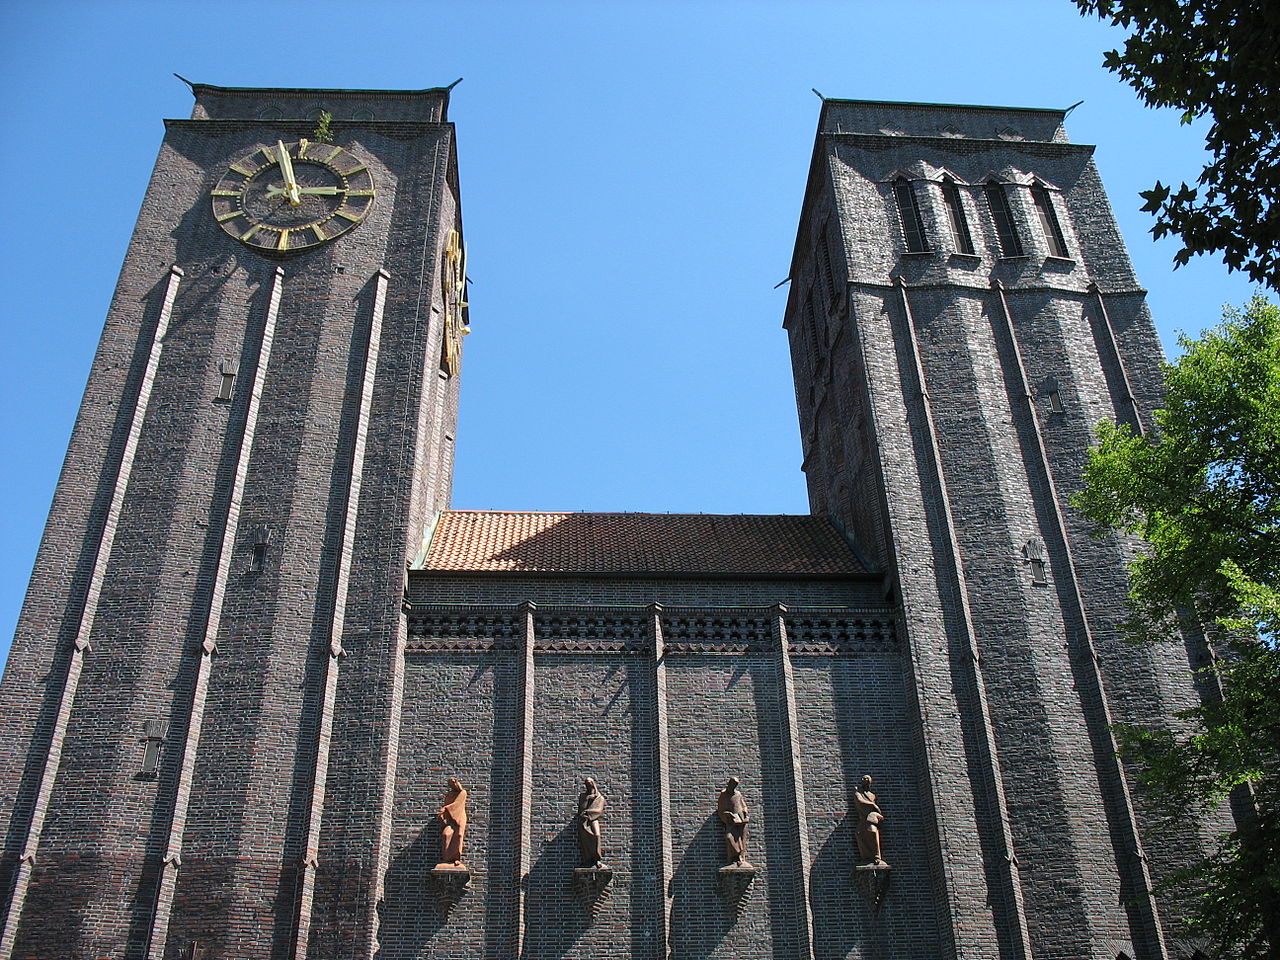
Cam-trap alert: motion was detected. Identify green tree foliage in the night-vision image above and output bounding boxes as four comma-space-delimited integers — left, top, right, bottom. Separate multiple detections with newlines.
1075, 1, 1280, 289
1075, 296, 1280, 958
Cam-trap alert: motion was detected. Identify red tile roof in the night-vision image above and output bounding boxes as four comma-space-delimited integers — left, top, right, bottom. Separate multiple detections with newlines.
421, 511, 868, 576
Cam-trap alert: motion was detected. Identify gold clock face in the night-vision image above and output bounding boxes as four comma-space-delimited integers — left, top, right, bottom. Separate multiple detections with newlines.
441, 229, 469, 376
211, 140, 375, 255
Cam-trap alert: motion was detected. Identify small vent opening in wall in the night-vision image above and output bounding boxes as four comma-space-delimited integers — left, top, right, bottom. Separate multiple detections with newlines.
216, 359, 239, 401
1044, 377, 1066, 414
249, 528, 273, 574
1023, 537, 1048, 585
139, 719, 168, 777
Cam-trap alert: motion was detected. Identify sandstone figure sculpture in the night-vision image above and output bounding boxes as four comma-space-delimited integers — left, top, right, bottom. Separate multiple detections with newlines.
576, 777, 607, 868
853, 775, 886, 865
437, 777, 469, 868
716, 776, 752, 867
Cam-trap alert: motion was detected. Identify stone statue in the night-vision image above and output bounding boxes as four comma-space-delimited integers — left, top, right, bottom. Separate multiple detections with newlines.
576, 777, 607, 868
716, 776, 752, 867
436, 777, 469, 868
853, 775, 886, 865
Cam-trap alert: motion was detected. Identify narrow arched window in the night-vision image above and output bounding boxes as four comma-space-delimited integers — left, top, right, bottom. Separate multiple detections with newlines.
942, 179, 975, 254
893, 177, 930, 253
1031, 184, 1070, 258
984, 181, 1024, 257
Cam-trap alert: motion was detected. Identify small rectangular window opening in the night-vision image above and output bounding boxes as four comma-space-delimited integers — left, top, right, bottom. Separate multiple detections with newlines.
894, 178, 930, 253
984, 182, 1024, 257
942, 180, 975, 255
1029, 559, 1048, 585
1048, 389, 1065, 414
1023, 537, 1048, 585
216, 360, 239, 401
1031, 185, 1070, 258
139, 719, 167, 776
141, 740, 162, 774
251, 541, 268, 573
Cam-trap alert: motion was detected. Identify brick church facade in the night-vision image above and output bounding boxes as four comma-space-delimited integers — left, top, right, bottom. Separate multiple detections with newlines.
0, 84, 1217, 959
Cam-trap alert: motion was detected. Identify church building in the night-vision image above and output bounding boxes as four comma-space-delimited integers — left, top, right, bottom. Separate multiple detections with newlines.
0, 83, 1215, 960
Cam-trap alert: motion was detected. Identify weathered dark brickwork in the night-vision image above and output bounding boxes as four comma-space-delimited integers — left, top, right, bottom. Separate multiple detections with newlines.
0, 88, 1222, 960
785, 98, 1227, 959
0, 83, 463, 960
396, 578, 917, 960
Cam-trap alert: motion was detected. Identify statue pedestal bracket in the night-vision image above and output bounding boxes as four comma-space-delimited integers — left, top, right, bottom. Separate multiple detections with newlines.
572, 865, 613, 917
426, 865, 471, 911
717, 863, 757, 915
854, 862, 891, 911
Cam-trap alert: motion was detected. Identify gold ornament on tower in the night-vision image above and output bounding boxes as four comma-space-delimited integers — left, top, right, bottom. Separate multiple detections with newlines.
441, 228, 470, 375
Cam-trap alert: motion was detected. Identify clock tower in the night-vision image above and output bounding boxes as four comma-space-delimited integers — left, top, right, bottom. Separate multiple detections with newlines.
0, 83, 466, 959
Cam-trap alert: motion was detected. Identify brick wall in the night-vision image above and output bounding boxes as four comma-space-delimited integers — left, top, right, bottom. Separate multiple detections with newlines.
785, 100, 1222, 959
0, 86, 461, 959
391, 582, 933, 960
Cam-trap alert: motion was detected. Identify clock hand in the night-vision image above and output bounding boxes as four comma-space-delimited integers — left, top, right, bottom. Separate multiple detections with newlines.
275, 140, 301, 206
265, 184, 341, 199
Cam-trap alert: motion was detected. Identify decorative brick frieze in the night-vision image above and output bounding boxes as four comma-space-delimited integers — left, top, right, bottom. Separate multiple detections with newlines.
533, 608, 650, 654
783, 612, 897, 655
658, 611, 774, 653
405, 609, 521, 651
404, 602, 898, 658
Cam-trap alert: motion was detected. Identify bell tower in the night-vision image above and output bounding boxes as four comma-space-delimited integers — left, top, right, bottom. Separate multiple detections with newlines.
0, 83, 466, 959
784, 98, 1218, 959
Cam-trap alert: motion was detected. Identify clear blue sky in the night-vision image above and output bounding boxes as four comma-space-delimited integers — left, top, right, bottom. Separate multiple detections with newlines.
0, 0, 1259, 665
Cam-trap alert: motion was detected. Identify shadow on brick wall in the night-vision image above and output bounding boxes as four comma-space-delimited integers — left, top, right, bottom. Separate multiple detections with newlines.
374, 826, 447, 959
670, 814, 736, 958
628, 661, 663, 958
523, 821, 592, 957
811, 817, 863, 958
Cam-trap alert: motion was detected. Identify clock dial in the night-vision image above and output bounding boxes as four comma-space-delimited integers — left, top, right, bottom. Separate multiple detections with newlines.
441, 229, 469, 376
211, 140, 375, 254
